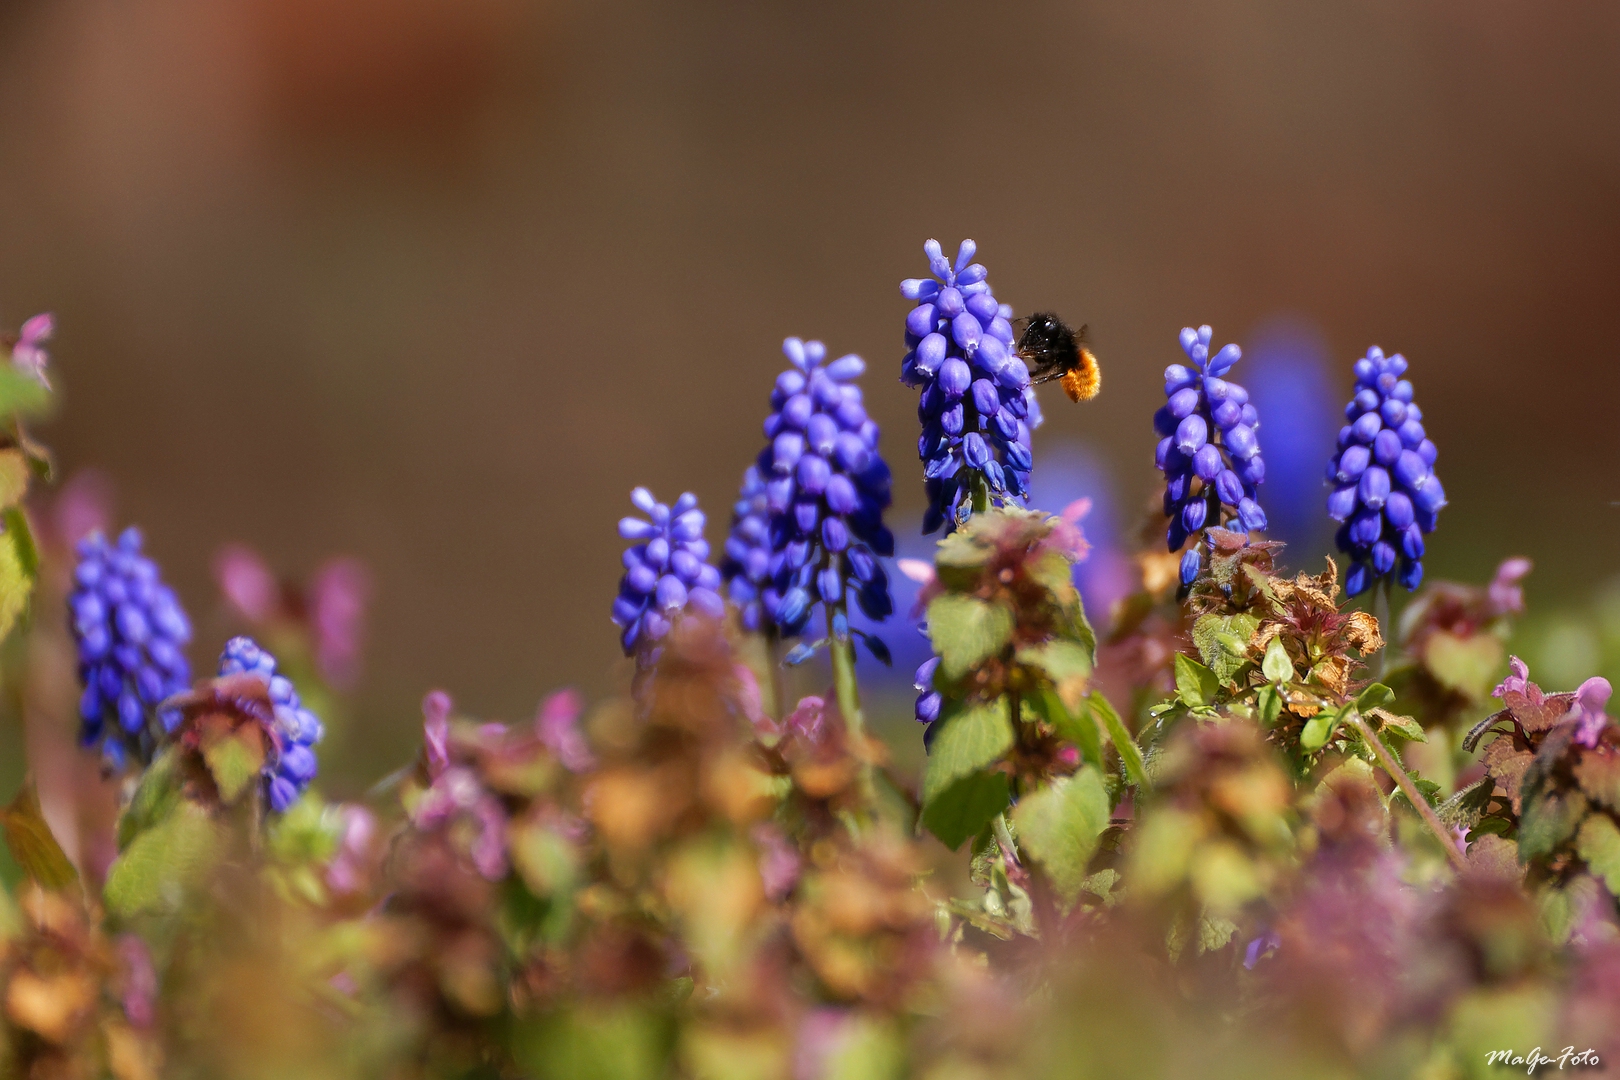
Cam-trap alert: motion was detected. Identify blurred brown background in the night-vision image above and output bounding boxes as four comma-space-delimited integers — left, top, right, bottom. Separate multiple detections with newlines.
1, 0, 1616, 788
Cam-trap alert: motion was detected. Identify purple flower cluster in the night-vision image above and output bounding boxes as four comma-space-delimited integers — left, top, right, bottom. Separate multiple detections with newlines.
69, 528, 192, 771
901, 240, 1042, 533
612, 488, 724, 656
1154, 326, 1268, 585
1326, 347, 1444, 595
217, 636, 323, 813
758, 338, 894, 637
719, 466, 773, 633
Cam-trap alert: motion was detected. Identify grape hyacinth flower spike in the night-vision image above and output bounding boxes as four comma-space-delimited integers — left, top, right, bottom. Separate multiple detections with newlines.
1327, 347, 1444, 596
719, 465, 774, 633
217, 636, 323, 813
757, 337, 894, 661
612, 487, 724, 659
69, 527, 193, 771
901, 239, 1043, 533
1154, 325, 1268, 585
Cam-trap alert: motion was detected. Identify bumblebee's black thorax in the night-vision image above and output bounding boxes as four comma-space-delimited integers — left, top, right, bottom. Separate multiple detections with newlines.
1017, 311, 1082, 376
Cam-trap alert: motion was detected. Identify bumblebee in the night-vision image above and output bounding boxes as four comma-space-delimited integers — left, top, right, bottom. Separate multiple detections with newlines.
1016, 312, 1101, 402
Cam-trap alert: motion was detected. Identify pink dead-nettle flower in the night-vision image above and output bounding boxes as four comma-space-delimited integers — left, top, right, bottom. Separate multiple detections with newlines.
214, 544, 280, 624
11, 313, 52, 389
1572, 676, 1614, 749
310, 557, 371, 688
535, 688, 595, 773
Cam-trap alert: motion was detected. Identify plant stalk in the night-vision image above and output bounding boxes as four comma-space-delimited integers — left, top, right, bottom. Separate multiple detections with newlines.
764, 630, 787, 721
1347, 710, 1467, 872
1370, 577, 1390, 681
969, 469, 991, 515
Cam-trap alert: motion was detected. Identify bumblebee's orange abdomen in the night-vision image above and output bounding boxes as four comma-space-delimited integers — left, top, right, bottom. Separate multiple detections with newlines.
1060, 348, 1101, 402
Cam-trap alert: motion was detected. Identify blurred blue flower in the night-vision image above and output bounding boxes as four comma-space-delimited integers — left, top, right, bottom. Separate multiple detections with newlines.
1154, 325, 1268, 584
218, 636, 323, 813
69, 527, 192, 772
720, 465, 773, 633
1242, 318, 1337, 557
1326, 347, 1444, 595
1026, 440, 1132, 619
612, 488, 725, 656
901, 239, 1043, 533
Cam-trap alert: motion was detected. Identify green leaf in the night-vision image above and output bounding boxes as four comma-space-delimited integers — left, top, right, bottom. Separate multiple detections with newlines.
1015, 639, 1092, 687
103, 803, 223, 918
513, 1006, 668, 1080
1026, 549, 1079, 605
511, 821, 581, 898
0, 451, 29, 512
0, 780, 78, 891
1354, 683, 1395, 713
1256, 684, 1283, 725
1423, 631, 1504, 700
0, 517, 34, 646
0, 367, 52, 419
203, 726, 267, 805
1089, 692, 1146, 788
1575, 813, 1620, 894
1518, 790, 1588, 862
825, 1016, 905, 1080
1438, 778, 1496, 828
1173, 654, 1220, 708
1128, 808, 1204, 896
1369, 707, 1426, 743
3, 508, 37, 579
118, 749, 184, 850
1010, 767, 1110, 905
1197, 912, 1238, 954
920, 771, 1011, 851
1192, 613, 1259, 686
1540, 874, 1600, 946
922, 698, 1014, 804
1574, 752, 1620, 810
1034, 688, 1102, 772
926, 594, 1014, 680
1261, 637, 1295, 684
1299, 707, 1344, 751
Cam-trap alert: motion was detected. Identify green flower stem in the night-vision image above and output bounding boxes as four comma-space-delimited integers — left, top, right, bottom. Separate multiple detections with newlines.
764, 630, 787, 721
1370, 577, 1390, 681
827, 604, 865, 741
970, 469, 991, 514
1346, 709, 1467, 872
